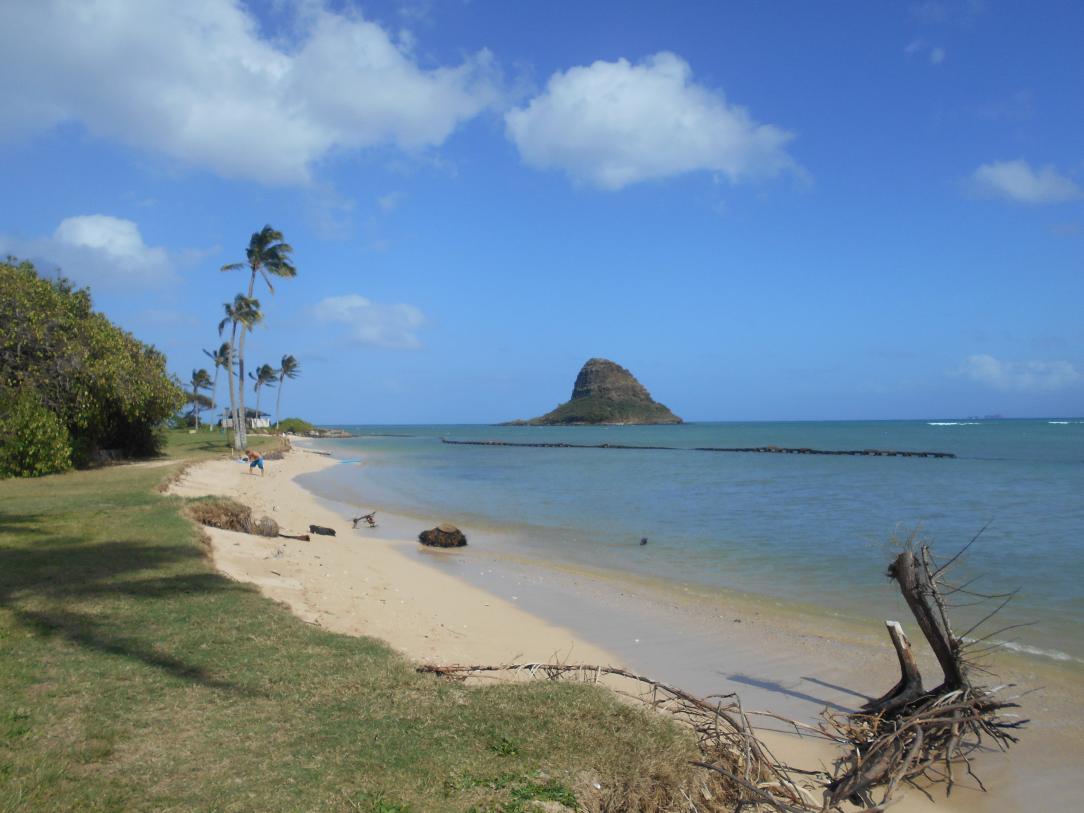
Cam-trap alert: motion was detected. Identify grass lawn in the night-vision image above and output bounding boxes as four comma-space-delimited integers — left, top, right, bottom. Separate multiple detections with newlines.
159, 428, 282, 460
0, 435, 702, 812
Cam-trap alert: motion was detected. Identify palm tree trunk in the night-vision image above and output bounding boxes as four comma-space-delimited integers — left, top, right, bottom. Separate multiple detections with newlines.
210, 367, 219, 432
237, 326, 249, 449
239, 269, 258, 449
275, 379, 284, 429
227, 325, 241, 451
195, 398, 201, 430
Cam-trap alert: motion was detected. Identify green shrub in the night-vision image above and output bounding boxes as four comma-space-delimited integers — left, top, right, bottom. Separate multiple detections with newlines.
0, 259, 184, 465
0, 389, 72, 477
275, 417, 314, 434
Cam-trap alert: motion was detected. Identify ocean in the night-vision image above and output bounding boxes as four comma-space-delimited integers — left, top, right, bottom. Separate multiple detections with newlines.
297, 419, 1084, 667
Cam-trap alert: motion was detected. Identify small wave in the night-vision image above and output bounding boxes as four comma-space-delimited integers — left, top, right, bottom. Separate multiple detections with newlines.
927, 421, 980, 426
1049, 421, 1070, 425
964, 638, 1084, 664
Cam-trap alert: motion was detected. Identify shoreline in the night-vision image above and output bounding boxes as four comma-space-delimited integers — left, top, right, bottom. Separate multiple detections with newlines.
173, 440, 1080, 812
168, 443, 621, 669
298, 424, 1084, 669
296, 442, 1084, 674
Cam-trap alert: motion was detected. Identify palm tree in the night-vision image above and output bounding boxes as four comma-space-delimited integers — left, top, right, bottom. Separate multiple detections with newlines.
221, 226, 296, 449
202, 342, 232, 421
189, 368, 213, 429
249, 363, 278, 419
274, 354, 300, 429
218, 295, 261, 450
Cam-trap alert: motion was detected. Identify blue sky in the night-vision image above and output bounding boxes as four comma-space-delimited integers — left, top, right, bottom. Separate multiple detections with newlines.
1, 0, 1081, 423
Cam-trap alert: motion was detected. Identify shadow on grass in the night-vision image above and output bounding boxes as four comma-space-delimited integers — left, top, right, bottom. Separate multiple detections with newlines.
13, 607, 251, 693
0, 512, 49, 537
0, 526, 255, 695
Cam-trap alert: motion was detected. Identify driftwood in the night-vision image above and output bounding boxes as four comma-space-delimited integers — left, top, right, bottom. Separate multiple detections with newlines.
419, 534, 1025, 811
862, 620, 924, 715
824, 537, 1025, 808
351, 512, 377, 529
277, 532, 310, 541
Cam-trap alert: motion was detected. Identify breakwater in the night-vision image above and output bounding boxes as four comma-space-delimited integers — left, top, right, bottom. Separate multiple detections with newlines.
441, 438, 955, 458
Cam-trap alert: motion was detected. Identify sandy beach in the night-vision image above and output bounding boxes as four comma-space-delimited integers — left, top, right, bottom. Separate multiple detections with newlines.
168, 443, 618, 668
169, 442, 1078, 813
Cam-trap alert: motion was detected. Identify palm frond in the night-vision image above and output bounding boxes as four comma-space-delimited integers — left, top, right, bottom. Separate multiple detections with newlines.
279, 354, 300, 379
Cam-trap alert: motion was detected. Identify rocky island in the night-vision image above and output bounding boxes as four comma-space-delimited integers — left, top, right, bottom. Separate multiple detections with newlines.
509, 358, 683, 425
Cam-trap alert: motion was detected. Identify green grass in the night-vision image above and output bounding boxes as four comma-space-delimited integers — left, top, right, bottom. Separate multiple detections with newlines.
0, 450, 702, 811
159, 428, 281, 460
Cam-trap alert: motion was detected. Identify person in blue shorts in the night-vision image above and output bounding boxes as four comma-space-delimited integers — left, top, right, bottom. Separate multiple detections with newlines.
246, 449, 264, 476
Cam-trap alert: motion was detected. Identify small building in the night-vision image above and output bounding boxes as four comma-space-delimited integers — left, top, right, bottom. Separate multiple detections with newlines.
219, 408, 271, 429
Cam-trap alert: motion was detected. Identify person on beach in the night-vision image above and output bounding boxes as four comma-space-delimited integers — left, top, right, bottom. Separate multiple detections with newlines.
246, 449, 264, 476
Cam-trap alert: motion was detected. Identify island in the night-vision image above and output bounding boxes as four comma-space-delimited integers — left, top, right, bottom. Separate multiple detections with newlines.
507, 357, 683, 425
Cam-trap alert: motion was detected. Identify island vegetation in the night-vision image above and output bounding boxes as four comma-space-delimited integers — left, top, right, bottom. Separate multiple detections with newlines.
511, 358, 682, 426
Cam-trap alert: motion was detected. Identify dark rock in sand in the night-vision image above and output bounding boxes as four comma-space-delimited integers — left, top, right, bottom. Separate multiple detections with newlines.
419, 523, 467, 548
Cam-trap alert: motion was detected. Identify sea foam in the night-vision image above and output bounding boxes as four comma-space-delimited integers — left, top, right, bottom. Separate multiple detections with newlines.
986, 639, 1083, 664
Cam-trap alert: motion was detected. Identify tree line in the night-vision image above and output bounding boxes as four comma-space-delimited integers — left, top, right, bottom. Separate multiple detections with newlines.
0, 225, 308, 477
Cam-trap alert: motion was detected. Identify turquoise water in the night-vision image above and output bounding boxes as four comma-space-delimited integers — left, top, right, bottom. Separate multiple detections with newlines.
298, 420, 1084, 665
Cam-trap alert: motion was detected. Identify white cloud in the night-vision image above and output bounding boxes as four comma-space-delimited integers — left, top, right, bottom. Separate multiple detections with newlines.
0, 214, 174, 289
378, 191, 406, 212
0, 1, 500, 184
504, 52, 797, 190
905, 39, 947, 65
910, 0, 987, 25
317, 293, 426, 349
960, 354, 1081, 392
970, 160, 1081, 204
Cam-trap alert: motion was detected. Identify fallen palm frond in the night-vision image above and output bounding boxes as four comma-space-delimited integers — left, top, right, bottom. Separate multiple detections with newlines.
185, 497, 284, 538
185, 496, 252, 533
